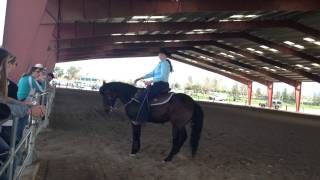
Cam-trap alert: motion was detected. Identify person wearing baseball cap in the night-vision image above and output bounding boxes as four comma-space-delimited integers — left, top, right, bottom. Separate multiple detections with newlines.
17, 63, 46, 101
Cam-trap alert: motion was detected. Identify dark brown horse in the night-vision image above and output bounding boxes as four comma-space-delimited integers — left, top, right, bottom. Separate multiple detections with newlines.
99, 82, 204, 161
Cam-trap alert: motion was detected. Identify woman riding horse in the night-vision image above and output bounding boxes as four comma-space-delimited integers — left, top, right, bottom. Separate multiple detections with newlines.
100, 63, 204, 161
133, 48, 173, 125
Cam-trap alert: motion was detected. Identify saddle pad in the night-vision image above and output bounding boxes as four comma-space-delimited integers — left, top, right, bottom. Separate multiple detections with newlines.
150, 92, 174, 106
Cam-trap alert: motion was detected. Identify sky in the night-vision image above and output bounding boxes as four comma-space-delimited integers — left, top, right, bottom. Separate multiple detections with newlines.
0, 1, 319, 97
0, 0, 6, 46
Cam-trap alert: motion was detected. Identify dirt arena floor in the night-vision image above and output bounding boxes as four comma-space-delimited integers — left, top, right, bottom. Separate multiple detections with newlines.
31, 89, 320, 180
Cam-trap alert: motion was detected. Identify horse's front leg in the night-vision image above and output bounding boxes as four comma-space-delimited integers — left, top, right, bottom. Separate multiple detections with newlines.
131, 124, 141, 155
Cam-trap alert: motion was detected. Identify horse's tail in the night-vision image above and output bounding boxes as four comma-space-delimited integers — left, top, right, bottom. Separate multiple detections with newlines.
190, 103, 204, 157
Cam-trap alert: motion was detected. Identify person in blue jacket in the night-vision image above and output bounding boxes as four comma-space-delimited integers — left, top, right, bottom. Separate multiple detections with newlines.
133, 48, 173, 124
17, 64, 45, 101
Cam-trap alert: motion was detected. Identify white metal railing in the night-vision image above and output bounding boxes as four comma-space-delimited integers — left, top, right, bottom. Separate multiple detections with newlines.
0, 87, 56, 180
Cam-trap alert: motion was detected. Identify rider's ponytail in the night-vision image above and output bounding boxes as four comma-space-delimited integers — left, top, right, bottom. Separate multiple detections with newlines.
166, 59, 173, 72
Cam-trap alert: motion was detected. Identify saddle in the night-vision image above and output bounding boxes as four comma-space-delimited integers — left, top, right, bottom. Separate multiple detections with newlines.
133, 88, 174, 107
150, 89, 174, 106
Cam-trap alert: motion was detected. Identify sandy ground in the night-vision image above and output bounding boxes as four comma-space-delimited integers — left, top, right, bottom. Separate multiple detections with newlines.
29, 89, 320, 180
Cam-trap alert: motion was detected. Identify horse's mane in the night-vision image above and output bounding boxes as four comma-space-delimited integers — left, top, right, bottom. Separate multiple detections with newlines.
100, 82, 137, 97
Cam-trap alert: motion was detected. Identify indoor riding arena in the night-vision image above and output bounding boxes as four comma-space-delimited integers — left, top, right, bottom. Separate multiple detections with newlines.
29, 88, 320, 180
2, 0, 320, 180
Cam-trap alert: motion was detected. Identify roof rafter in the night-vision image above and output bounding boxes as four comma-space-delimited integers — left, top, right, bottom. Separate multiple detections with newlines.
189, 47, 299, 86
241, 33, 320, 64
174, 52, 270, 86
56, 0, 320, 22
208, 40, 320, 83
59, 32, 320, 65
170, 55, 251, 85
58, 39, 320, 83
57, 20, 320, 40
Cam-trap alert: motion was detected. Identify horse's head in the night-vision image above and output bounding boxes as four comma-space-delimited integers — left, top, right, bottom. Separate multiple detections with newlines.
99, 83, 117, 113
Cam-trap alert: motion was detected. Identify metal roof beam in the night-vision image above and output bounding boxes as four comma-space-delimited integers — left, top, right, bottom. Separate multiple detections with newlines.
174, 52, 269, 86
58, 51, 156, 62
57, 20, 320, 40
208, 40, 320, 83
57, 0, 320, 22
170, 55, 251, 85
190, 47, 299, 86
241, 33, 320, 64
58, 20, 294, 39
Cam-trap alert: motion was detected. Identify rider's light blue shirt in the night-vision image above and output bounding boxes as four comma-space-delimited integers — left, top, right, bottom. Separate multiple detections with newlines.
143, 60, 170, 82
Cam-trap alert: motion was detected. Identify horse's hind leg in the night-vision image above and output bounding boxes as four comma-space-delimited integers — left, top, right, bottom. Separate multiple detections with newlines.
164, 127, 187, 162
131, 124, 141, 155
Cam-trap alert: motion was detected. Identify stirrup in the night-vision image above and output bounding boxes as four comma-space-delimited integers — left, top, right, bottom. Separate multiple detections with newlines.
131, 120, 141, 125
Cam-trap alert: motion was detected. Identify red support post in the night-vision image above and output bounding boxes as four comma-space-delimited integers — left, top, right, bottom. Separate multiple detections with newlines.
267, 82, 273, 108
3, 0, 56, 82
247, 81, 252, 105
295, 82, 302, 112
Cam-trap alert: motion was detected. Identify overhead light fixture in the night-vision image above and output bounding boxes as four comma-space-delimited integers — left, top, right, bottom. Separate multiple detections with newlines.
185, 31, 196, 34
111, 33, 122, 36
230, 15, 244, 18
312, 63, 320, 67
255, 50, 264, 54
132, 16, 149, 19
269, 48, 279, 53
260, 45, 269, 49
284, 41, 295, 45
149, 16, 166, 19
303, 67, 311, 70
314, 41, 320, 45
145, 20, 157, 23
294, 44, 305, 49
124, 32, 136, 36
303, 37, 315, 42
284, 41, 305, 49
246, 48, 255, 51
295, 64, 303, 68
176, 17, 187, 22
193, 29, 204, 32
245, 15, 258, 18
127, 20, 139, 23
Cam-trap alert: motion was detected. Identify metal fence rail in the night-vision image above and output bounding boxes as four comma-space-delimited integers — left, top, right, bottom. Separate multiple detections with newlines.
0, 87, 56, 180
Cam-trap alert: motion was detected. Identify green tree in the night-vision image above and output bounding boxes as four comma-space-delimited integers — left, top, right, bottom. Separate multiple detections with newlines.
239, 84, 248, 99
66, 66, 81, 80
312, 93, 320, 105
282, 88, 289, 103
231, 83, 240, 101
54, 67, 64, 78
274, 91, 281, 99
255, 88, 262, 99
289, 91, 295, 103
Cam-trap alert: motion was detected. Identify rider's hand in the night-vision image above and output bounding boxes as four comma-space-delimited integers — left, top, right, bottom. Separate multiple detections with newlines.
144, 81, 152, 86
30, 105, 46, 118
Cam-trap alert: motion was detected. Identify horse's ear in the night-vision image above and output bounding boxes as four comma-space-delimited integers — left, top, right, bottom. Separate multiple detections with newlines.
103, 80, 106, 85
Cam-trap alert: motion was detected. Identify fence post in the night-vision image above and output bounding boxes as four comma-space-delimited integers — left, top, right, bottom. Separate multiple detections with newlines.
7, 118, 18, 180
